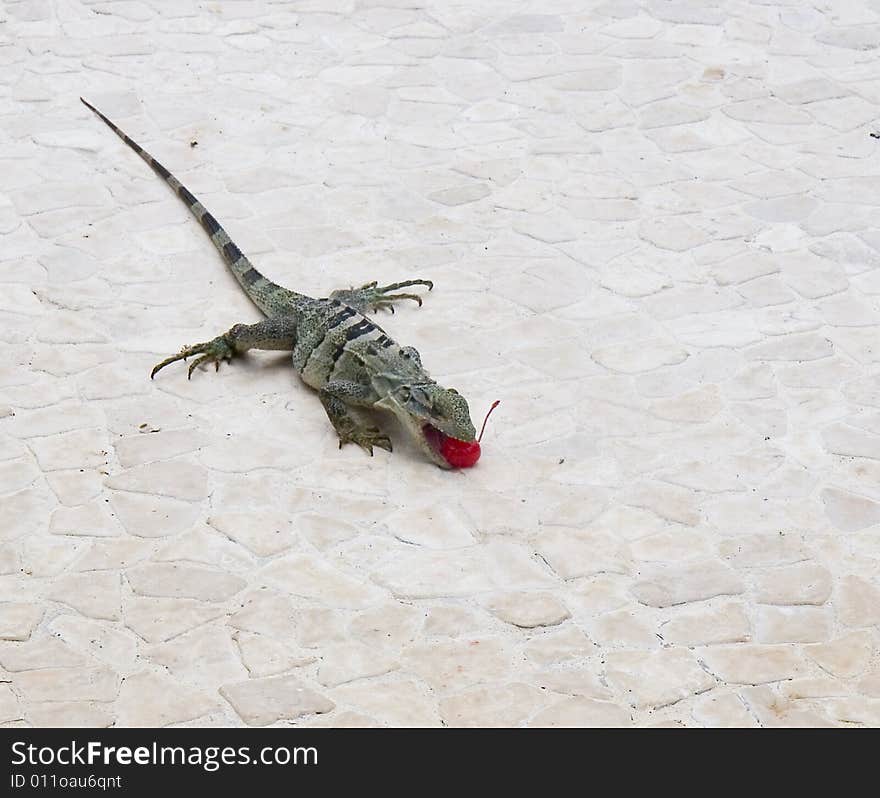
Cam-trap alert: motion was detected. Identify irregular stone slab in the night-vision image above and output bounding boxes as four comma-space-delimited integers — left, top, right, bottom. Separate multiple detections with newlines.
45, 469, 103, 507
660, 602, 751, 646
752, 563, 832, 606
724, 98, 812, 124
629, 527, 714, 565
651, 385, 722, 423
822, 487, 880, 532
537, 527, 627, 580
117, 671, 219, 727
605, 649, 716, 709
639, 100, 709, 129
639, 217, 709, 251
110, 491, 200, 538
207, 510, 298, 557
403, 638, 512, 691
0, 457, 41, 494
373, 540, 553, 599
14, 667, 117, 702
0, 684, 23, 724
303, 710, 382, 729
524, 626, 595, 666
49, 615, 138, 671
260, 553, 387, 609
0, 545, 16, 575
114, 428, 207, 468
816, 24, 880, 50
105, 460, 208, 501
30, 428, 109, 471
588, 608, 659, 648
26, 702, 113, 728
221, 675, 334, 726
744, 333, 833, 362
0, 602, 44, 641
124, 597, 226, 643
227, 591, 300, 640
423, 605, 488, 638
700, 645, 805, 685
50, 501, 123, 538
719, 533, 808, 568
692, 690, 759, 728
72, 538, 152, 572
780, 254, 849, 299
144, 625, 247, 685
745, 196, 818, 223
592, 338, 689, 373
837, 576, 880, 628
623, 481, 701, 526
529, 697, 631, 727
12, 183, 109, 215
348, 603, 422, 648
742, 685, 838, 728
773, 78, 848, 105
383, 504, 475, 549
806, 631, 874, 678
127, 563, 246, 602
297, 513, 360, 550
531, 667, 611, 700
47, 571, 121, 621
755, 606, 831, 644
485, 592, 570, 628
1, 487, 55, 543
737, 276, 795, 307
428, 183, 491, 206
0, 636, 87, 671
316, 642, 399, 687
440, 683, 548, 727
20, 535, 83, 577
233, 632, 315, 678
154, 526, 252, 570
633, 561, 744, 607
336, 675, 443, 725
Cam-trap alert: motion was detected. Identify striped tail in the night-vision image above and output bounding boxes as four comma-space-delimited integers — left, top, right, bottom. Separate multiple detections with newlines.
81, 97, 303, 317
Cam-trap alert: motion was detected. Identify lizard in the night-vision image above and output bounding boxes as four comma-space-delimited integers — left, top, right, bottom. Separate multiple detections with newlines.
81, 97, 478, 469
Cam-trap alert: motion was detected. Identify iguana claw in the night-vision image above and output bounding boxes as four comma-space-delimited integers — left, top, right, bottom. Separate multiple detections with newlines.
151, 335, 235, 380
331, 279, 433, 314
338, 426, 393, 456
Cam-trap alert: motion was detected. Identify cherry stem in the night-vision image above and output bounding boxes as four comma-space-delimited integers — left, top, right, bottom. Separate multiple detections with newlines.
477, 400, 500, 443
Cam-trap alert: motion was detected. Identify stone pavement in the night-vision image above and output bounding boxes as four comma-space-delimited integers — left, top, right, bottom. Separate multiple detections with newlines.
2, 1, 880, 728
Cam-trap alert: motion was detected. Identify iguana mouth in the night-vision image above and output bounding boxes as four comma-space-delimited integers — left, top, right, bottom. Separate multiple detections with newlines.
422, 424, 448, 455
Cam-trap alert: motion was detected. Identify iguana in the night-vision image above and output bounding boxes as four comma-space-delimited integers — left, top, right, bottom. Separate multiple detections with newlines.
81, 98, 479, 469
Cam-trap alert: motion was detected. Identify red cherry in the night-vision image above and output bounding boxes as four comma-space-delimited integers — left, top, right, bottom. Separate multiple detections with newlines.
439, 400, 500, 469
441, 437, 482, 468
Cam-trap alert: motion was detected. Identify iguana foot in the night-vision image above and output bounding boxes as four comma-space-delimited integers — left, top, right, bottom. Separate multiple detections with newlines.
151, 334, 235, 380
318, 382, 392, 456
337, 425, 393, 456
330, 279, 433, 314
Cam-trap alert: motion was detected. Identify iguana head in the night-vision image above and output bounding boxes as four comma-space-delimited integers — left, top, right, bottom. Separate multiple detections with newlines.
377, 382, 477, 468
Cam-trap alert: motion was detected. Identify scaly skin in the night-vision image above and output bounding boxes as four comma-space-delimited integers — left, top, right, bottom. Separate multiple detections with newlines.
82, 98, 476, 468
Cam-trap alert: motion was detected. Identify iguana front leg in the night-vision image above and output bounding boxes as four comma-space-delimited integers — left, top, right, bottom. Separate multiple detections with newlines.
319, 380, 392, 455
330, 279, 433, 314
151, 316, 298, 379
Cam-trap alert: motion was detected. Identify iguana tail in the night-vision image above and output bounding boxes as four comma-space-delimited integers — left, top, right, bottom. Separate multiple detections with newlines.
81, 97, 304, 317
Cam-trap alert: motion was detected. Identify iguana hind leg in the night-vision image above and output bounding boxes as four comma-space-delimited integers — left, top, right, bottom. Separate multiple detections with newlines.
151, 316, 298, 379
319, 380, 392, 455
330, 279, 433, 314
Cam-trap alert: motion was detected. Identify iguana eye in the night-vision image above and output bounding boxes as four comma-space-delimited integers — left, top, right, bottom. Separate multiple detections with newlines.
448, 388, 458, 394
